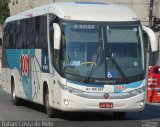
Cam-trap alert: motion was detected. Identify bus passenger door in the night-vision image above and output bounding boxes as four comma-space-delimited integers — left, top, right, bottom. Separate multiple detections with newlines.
31, 49, 42, 103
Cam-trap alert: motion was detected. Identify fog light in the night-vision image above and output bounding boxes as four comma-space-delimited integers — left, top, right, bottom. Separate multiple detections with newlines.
64, 100, 69, 105
140, 102, 144, 106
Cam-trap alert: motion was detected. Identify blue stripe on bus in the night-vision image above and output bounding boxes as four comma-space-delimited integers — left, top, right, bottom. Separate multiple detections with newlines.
114, 81, 143, 93
67, 80, 104, 87
67, 80, 143, 91
6, 49, 35, 101
75, 2, 109, 5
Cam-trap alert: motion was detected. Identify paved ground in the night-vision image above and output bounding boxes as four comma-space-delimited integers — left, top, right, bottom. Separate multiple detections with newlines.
0, 87, 160, 127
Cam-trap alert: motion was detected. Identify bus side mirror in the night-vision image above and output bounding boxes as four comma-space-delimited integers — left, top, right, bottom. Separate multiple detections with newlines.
53, 23, 61, 50
142, 26, 158, 52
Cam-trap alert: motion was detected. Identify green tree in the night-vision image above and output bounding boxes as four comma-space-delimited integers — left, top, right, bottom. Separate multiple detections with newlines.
0, 0, 10, 24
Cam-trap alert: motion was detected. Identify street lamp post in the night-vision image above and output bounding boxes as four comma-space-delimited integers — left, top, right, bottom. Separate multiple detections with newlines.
149, 0, 154, 65
149, 0, 154, 28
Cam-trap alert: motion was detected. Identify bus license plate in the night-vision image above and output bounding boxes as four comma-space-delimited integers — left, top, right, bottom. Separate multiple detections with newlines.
99, 102, 113, 108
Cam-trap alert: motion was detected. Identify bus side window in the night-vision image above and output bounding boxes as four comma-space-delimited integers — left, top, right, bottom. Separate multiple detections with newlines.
39, 15, 48, 51
35, 16, 40, 49
17, 20, 23, 48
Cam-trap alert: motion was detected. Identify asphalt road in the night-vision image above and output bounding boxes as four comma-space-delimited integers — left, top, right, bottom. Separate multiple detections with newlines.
0, 84, 160, 127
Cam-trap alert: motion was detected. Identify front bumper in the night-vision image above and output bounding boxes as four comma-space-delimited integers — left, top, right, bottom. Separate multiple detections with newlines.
56, 90, 145, 112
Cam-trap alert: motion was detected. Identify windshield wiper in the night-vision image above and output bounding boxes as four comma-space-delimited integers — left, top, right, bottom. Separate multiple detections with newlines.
107, 56, 128, 83
83, 47, 100, 83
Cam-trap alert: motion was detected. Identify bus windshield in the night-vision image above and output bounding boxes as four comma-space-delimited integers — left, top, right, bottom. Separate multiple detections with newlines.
60, 21, 145, 84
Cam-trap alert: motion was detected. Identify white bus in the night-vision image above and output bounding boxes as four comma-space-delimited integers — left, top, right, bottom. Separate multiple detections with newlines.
2, 2, 157, 118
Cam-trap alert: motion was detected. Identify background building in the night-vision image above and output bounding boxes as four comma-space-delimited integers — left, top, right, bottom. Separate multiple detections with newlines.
4, 0, 160, 65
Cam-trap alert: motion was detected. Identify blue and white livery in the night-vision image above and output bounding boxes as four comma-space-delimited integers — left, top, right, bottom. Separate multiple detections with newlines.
2, 2, 157, 118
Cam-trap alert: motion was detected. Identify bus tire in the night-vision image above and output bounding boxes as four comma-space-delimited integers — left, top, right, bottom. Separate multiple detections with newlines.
113, 112, 126, 119
45, 88, 56, 118
11, 78, 20, 106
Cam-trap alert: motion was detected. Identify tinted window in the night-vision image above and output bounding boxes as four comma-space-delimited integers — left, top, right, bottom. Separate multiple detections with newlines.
3, 15, 48, 50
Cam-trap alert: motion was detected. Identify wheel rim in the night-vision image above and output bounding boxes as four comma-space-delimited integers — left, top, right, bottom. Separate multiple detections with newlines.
12, 84, 16, 101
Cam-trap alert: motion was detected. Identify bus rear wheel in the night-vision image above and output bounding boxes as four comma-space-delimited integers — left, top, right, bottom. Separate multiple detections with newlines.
11, 79, 20, 106
45, 89, 56, 118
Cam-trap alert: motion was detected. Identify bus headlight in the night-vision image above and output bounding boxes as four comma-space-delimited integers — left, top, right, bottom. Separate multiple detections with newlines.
58, 81, 83, 96
129, 86, 145, 95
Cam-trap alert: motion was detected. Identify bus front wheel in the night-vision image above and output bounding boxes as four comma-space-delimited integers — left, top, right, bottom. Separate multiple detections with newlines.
45, 89, 56, 118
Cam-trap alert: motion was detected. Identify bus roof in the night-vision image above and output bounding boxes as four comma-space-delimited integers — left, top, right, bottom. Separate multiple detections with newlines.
5, 2, 140, 23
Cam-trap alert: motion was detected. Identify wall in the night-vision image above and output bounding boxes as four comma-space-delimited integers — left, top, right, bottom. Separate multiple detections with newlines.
153, 0, 160, 65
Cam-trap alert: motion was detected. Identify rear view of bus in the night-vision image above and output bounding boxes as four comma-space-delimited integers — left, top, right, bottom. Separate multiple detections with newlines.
2, 2, 157, 118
